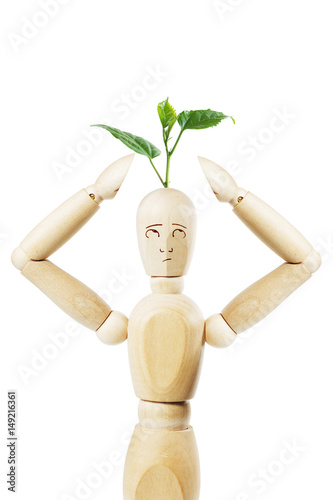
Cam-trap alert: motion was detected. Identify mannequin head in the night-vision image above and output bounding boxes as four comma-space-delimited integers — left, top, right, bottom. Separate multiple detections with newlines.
137, 188, 197, 277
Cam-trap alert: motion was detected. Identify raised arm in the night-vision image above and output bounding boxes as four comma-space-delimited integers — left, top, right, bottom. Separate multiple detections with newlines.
198, 157, 321, 348
11, 154, 134, 345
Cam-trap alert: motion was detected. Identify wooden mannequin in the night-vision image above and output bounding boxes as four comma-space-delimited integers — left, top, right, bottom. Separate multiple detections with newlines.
12, 154, 321, 499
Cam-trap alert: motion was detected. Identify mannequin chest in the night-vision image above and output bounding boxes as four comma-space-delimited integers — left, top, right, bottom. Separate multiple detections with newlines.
128, 289, 205, 402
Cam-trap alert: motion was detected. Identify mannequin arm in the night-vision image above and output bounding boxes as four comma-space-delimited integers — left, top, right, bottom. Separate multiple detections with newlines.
198, 157, 321, 348
11, 154, 134, 345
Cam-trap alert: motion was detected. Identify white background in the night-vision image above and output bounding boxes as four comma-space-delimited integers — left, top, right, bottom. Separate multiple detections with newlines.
1, 1, 333, 499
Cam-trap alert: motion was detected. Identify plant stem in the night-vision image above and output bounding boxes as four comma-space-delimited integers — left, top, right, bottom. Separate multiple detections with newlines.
170, 130, 183, 155
165, 153, 171, 188
162, 126, 171, 188
149, 158, 166, 187
163, 130, 184, 187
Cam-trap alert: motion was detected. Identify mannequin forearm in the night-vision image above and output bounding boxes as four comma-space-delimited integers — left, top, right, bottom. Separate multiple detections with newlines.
14, 189, 100, 264
233, 192, 320, 269
11, 154, 134, 269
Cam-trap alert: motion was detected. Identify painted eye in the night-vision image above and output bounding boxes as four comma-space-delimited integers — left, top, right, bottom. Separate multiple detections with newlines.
145, 229, 160, 238
172, 228, 186, 239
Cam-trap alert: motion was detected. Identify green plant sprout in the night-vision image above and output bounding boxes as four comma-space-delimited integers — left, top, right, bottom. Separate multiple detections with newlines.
92, 98, 234, 188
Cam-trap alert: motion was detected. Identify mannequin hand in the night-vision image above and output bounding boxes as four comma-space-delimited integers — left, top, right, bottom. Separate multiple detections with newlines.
198, 156, 246, 206
86, 153, 134, 203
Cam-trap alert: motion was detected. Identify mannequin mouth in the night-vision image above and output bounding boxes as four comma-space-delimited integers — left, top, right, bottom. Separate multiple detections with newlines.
162, 258, 172, 262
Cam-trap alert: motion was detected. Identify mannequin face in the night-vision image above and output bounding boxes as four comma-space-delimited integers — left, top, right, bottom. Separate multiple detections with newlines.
137, 189, 197, 277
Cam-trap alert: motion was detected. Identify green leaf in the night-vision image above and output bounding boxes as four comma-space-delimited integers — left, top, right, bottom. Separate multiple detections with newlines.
157, 98, 177, 129
92, 124, 161, 159
177, 109, 235, 131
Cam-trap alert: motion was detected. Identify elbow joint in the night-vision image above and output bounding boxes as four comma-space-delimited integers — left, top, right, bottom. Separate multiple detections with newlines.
302, 249, 321, 274
11, 247, 30, 271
